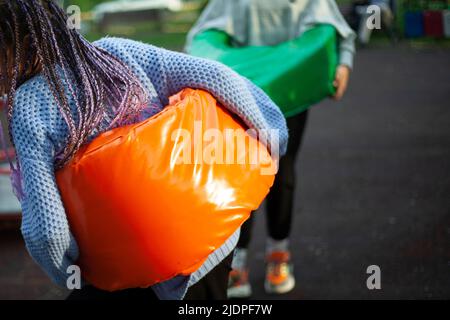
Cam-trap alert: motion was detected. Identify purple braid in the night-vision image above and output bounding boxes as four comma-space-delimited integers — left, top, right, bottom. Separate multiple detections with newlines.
0, 0, 149, 169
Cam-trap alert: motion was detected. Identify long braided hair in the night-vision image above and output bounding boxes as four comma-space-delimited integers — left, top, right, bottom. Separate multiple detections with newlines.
0, 0, 148, 169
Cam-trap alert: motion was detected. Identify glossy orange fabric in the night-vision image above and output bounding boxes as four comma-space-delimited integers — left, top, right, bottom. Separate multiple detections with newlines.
56, 89, 275, 291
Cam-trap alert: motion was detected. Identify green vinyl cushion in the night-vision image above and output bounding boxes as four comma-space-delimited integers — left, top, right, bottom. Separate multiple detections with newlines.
187, 24, 338, 117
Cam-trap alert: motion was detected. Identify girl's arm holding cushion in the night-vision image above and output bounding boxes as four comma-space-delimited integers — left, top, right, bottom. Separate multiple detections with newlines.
10, 87, 79, 286
157, 47, 288, 155
96, 38, 288, 155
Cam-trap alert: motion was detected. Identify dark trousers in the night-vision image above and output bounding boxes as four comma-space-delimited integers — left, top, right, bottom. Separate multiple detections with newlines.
237, 111, 308, 248
66, 253, 233, 300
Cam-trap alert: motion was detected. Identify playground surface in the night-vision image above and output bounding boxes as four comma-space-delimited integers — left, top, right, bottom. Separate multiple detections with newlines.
0, 43, 449, 299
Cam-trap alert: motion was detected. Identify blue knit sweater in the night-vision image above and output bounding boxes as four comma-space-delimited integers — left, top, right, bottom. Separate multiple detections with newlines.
9, 38, 288, 299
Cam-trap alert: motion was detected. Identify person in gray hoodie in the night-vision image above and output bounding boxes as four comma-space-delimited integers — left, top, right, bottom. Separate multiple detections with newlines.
187, 0, 356, 298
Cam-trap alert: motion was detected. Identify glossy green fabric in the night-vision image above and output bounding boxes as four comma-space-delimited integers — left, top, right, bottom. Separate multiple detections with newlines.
188, 25, 338, 117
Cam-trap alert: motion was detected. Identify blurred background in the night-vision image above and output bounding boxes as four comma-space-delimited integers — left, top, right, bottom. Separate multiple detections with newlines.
0, 0, 449, 299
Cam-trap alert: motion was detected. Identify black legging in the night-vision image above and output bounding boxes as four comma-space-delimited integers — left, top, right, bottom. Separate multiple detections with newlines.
237, 110, 308, 247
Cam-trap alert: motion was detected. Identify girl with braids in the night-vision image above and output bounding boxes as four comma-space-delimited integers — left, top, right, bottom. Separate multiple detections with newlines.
0, 0, 288, 300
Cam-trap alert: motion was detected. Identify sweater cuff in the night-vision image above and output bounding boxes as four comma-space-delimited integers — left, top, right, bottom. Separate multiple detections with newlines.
339, 49, 354, 70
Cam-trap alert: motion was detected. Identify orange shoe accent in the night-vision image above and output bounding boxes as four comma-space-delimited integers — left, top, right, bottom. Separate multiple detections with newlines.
229, 269, 249, 287
266, 251, 291, 286
56, 89, 275, 291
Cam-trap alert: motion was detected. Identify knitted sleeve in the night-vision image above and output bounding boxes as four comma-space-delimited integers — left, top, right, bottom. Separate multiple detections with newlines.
97, 38, 288, 155
158, 47, 288, 155
10, 84, 79, 287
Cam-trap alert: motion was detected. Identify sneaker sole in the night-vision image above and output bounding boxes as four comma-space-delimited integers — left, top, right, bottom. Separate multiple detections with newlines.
264, 275, 295, 294
227, 283, 252, 299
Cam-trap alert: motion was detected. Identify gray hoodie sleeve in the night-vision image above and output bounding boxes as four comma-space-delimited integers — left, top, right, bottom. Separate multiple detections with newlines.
324, 0, 356, 69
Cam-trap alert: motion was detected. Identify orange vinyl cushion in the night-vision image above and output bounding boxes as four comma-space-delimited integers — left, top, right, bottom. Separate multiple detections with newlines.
56, 89, 275, 291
